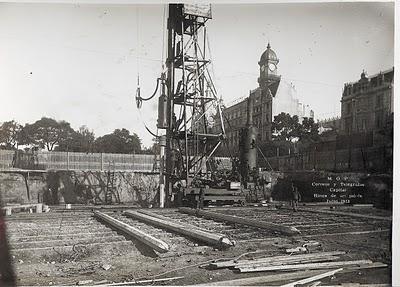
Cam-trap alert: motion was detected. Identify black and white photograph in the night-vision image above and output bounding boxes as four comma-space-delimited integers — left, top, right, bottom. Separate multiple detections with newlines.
0, 1, 397, 286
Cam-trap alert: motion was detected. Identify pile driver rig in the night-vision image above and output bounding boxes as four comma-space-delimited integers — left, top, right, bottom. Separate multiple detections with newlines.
156, 4, 229, 206
137, 4, 280, 207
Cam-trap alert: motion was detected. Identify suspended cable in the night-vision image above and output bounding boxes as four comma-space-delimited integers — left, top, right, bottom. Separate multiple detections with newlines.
161, 4, 167, 69
136, 6, 140, 75
132, 6, 169, 141
135, 100, 160, 138
135, 77, 162, 108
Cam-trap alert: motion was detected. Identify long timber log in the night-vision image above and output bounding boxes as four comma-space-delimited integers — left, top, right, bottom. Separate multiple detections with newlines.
238, 259, 372, 273
93, 211, 169, 253
294, 207, 392, 221
178, 207, 300, 236
298, 229, 391, 239
124, 210, 234, 248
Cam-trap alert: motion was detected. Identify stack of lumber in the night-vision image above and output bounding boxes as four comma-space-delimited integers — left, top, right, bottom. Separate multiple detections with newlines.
207, 251, 387, 274
197, 251, 388, 286
209, 251, 345, 270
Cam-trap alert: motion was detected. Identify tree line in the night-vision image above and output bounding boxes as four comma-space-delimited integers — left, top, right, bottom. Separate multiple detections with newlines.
0, 117, 145, 154
262, 112, 321, 157
0, 113, 320, 156
216, 112, 321, 157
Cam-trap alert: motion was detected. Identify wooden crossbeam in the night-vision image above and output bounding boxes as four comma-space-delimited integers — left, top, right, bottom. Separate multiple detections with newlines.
179, 207, 300, 236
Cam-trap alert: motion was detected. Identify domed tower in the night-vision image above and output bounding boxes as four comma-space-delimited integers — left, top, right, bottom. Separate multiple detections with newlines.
258, 43, 281, 96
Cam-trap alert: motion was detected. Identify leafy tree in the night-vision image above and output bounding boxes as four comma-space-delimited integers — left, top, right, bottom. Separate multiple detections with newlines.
95, 128, 141, 154
23, 117, 75, 151
56, 125, 95, 152
299, 117, 319, 142
271, 112, 301, 142
0, 120, 22, 149
141, 137, 160, 155
271, 113, 320, 143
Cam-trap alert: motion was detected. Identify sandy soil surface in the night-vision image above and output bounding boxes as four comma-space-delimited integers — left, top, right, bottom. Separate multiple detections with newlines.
5, 205, 391, 286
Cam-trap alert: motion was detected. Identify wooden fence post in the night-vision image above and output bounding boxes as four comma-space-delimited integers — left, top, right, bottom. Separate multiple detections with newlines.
101, 153, 104, 170
67, 151, 70, 170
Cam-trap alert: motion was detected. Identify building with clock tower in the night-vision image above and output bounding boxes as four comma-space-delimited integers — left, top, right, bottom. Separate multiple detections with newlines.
212, 43, 281, 154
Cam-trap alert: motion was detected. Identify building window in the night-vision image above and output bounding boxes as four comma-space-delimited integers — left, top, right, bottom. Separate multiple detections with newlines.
375, 112, 383, 128
362, 119, 366, 131
376, 94, 383, 108
378, 76, 383, 86
345, 119, 352, 134
346, 102, 352, 115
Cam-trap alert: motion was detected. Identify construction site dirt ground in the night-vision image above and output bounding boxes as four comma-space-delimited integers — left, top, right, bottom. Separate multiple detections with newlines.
5, 205, 392, 286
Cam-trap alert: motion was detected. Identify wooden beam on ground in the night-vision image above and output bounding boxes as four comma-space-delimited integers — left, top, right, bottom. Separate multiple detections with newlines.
107, 276, 184, 286
2, 204, 43, 216
124, 210, 234, 248
238, 260, 372, 273
294, 207, 392, 221
191, 270, 328, 286
209, 251, 346, 269
191, 263, 388, 286
93, 211, 169, 253
235, 256, 340, 269
280, 268, 342, 287
178, 207, 300, 236
297, 229, 391, 239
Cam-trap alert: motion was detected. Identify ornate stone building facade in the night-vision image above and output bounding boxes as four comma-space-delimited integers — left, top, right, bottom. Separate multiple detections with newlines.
341, 68, 394, 134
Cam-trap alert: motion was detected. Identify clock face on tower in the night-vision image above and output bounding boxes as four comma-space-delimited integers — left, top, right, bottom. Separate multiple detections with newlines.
268, 63, 277, 72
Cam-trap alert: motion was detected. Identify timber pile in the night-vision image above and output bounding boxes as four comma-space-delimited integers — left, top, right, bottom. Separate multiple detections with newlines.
93, 211, 170, 253
124, 210, 235, 248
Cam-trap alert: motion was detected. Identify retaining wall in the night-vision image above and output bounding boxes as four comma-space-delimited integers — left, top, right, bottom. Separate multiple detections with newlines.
0, 171, 159, 207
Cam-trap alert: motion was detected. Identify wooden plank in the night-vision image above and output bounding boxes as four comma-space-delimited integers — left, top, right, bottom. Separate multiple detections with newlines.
236, 256, 340, 269
294, 207, 392, 221
297, 229, 391, 239
238, 260, 372, 273
191, 270, 328, 286
124, 210, 234, 248
280, 268, 342, 287
184, 188, 241, 195
204, 195, 245, 201
210, 251, 346, 269
105, 276, 184, 286
93, 211, 169, 253
179, 207, 300, 236
191, 262, 388, 286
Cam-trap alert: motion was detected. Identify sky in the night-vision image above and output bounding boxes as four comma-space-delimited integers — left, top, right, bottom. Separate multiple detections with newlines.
0, 2, 394, 147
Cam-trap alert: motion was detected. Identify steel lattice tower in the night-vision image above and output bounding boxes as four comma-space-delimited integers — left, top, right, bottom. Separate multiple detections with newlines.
161, 4, 225, 202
